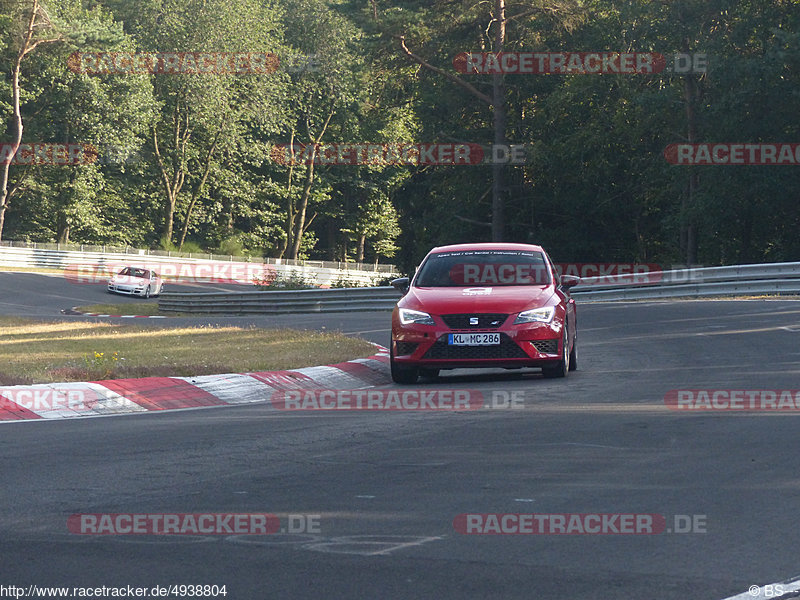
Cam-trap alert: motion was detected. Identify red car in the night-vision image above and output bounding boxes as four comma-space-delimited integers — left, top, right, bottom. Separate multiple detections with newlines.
390, 243, 579, 384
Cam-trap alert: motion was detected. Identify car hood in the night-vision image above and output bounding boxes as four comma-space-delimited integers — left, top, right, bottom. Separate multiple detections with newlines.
400, 285, 555, 315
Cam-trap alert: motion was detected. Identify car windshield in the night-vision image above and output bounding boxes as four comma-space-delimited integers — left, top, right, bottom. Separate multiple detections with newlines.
119, 268, 147, 278
414, 250, 551, 287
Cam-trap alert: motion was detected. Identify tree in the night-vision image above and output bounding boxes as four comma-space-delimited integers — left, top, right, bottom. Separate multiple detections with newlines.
105, 0, 289, 248
277, 0, 366, 259
387, 0, 582, 241
0, 0, 63, 241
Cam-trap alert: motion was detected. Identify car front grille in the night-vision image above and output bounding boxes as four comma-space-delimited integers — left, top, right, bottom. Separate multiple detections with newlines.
531, 339, 559, 354
440, 313, 509, 329
422, 334, 529, 360
395, 341, 419, 356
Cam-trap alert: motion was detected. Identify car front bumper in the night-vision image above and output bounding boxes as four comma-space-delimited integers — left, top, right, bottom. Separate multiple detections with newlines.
108, 284, 148, 296
391, 317, 565, 370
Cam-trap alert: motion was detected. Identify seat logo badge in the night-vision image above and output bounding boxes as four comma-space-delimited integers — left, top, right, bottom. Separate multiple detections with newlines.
469, 317, 479, 326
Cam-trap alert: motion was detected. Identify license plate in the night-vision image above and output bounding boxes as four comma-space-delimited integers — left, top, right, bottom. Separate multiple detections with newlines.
448, 333, 500, 346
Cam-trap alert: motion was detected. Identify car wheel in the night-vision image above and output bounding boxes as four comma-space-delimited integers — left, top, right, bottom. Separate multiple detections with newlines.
144, 285, 151, 299
390, 343, 418, 384
419, 368, 440, 380
542, 327, 568, 379
568, 331, 577, 371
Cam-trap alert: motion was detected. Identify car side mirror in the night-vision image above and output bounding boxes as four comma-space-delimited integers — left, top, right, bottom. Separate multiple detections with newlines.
390, 277, 410, 295
560, 275, 580, 288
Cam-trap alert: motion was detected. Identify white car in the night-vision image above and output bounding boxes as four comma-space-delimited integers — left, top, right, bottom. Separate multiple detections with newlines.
107, 267, 163, 298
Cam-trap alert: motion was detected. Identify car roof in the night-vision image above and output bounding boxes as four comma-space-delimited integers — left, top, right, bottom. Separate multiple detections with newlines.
428, 242, 546, 254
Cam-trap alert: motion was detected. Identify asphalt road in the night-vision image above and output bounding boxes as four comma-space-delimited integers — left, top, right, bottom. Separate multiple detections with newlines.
0, 271, 258, 316
0, 271, 390, 344
2, 271, 800, 599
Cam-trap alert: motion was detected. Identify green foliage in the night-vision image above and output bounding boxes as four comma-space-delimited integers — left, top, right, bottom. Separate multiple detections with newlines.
2, 0, 799, 269
178, 240, 204, 254
254, 269, 318, 290
216, 234, 245, 256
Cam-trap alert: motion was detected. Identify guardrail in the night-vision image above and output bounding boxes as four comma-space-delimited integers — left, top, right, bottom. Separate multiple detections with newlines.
0, 245, 395, 287
159, 287, 399, 314
571, 262, 800, 301
157, 261, 800, 314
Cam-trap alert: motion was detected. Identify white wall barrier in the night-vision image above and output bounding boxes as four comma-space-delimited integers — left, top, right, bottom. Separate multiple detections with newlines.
0, 244, 396, 288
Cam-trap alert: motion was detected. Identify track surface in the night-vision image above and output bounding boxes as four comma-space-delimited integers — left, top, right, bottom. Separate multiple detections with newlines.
2, 272, 800, 599
0, 272, 389, 344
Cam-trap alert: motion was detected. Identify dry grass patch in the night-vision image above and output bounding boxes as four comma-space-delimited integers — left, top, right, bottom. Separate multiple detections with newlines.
0, 266, 65, 275
76, 302, 163, 315
0, 317, 377, 385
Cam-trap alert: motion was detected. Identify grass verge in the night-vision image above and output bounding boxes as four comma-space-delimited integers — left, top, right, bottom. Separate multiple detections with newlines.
0, 266, 66, 274
0, 316, 377, 385
75, 303, 164, 315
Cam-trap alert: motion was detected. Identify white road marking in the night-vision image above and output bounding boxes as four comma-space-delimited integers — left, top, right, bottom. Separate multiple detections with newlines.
343, 328, 391, 335
304, 535, 442, 556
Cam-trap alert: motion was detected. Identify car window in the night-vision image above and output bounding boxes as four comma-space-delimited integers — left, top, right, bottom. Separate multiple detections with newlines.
414, 250, 551, 287
544, 253, 560, 285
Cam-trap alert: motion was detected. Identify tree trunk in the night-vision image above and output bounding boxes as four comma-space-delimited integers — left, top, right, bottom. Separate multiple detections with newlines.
0, 0, 61, 242
0, 13, 30, 242
178, 123, 223, 249
278, 130, 298, 259
153, 103, 190, 246
0, 50, 23, 242
357, 232, 366, 262
57, 216, 70, 244
491, 0, 507, 242
682, 67, 700, 266
290, 155, 316, 259
289, 110, 334, 259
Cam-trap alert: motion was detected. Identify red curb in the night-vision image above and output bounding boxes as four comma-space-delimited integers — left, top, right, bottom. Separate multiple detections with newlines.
0, 346, 390, 423
248, 370, 316, 388
332, 360, 393, 385
0, 402, 42, 421
97, 377, 224, 411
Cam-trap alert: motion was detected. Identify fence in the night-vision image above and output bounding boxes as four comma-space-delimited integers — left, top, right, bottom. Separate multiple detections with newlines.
0, 243, 396, 287
0, 240, 397, 271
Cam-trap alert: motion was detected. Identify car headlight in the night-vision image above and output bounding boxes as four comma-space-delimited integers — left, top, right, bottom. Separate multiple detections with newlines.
514, 306, 555, 324
399, 308, 435, 325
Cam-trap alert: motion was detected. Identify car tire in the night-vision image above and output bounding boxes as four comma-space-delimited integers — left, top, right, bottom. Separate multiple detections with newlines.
144, 285, 151, 299
542, 328, 569, 379
390, 343, 418, 384
568, 331, 577, 371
